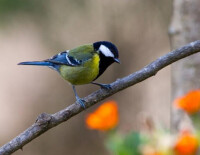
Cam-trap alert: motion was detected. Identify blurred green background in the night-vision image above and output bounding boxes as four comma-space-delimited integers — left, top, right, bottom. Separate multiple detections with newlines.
0, 0, 172, 154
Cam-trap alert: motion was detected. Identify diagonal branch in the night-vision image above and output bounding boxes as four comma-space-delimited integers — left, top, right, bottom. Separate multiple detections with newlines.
1, 40, 200, 155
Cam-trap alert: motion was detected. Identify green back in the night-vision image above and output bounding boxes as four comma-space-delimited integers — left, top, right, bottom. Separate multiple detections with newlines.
68, 44, 96, 62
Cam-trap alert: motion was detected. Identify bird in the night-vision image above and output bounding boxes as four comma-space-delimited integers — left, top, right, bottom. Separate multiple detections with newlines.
18, 41, 120, 108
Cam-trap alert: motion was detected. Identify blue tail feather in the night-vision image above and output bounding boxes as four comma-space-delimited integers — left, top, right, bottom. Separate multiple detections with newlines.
18, 61, 60, 72
18, 61, 52, 66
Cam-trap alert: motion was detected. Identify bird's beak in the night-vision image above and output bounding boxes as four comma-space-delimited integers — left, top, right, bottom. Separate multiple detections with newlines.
114, 58, 120, 64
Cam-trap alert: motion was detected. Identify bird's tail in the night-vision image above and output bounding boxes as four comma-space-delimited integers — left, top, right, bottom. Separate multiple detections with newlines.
18, 61, 52, 66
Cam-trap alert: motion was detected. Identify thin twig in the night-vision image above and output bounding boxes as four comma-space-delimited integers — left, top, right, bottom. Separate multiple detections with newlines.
1, 40, 200, 155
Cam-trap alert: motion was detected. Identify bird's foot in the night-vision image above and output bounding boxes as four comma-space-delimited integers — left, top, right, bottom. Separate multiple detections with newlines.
76, 97, 86, 109
99, 84, 112, 90
91, 82, 112, 90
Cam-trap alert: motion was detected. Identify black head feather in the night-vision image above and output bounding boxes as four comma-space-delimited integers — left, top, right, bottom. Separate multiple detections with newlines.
93, 41, 119, 58
93, 41, 120, 80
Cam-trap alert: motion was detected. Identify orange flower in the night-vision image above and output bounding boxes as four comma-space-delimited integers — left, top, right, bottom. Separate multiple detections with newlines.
86, 101, 119, 131
174, 131, 199, 155
174, 90, 200, 114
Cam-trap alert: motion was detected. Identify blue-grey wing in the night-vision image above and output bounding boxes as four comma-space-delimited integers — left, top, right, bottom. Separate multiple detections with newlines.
46, 51, 81, 66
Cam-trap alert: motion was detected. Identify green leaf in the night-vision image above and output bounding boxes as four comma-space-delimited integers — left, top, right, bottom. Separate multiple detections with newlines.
106, 131, 142, 155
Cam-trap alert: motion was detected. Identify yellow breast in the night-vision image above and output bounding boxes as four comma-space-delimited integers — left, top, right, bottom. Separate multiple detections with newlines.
59, 54, 100, 85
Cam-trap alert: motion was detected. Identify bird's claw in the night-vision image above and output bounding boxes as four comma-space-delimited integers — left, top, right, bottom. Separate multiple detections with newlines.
76, 97, 86, 109
100, 84, 112, 90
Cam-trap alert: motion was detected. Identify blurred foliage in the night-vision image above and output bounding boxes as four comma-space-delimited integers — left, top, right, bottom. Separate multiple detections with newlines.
86, 96, 200, 155
0, 0, 46, 22
106, 132, 141, 155
68, 0, 87, 9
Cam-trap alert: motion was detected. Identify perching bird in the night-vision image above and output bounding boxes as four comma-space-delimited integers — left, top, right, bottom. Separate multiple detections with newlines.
18, 41, 120, 108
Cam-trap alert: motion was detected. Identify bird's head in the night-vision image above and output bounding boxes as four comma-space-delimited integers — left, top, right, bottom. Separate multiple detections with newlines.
93, 41, 120, 64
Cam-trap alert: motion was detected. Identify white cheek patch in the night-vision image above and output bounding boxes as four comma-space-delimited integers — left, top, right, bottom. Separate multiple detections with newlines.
99, 45, 114, 57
